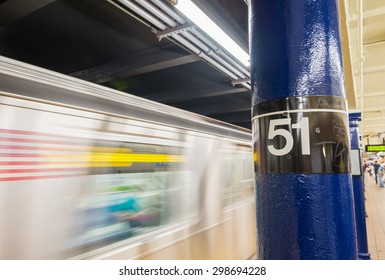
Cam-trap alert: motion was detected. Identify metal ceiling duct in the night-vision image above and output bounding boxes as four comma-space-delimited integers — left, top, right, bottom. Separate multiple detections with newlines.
108, 0, 251, 90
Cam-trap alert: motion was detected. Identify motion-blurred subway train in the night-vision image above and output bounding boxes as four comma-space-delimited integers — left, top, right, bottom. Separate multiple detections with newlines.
0, 56, 256, 260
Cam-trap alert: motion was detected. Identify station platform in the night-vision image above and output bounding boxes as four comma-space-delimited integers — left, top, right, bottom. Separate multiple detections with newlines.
364, 174, 385, 260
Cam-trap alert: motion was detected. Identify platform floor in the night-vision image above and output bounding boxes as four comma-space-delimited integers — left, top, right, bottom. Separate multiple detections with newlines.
364, 174, 385, 260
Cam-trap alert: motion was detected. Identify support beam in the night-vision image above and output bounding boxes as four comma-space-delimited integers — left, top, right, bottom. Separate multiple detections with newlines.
250, 0, 357, 259
146, 83, 248, 103
0, 0, 54, 26
178, 100, 250, 116
70, 50, 199, 83
208, 110, 251, 123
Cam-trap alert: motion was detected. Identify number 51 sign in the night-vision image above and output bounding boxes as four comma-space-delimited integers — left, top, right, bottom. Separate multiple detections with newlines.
268, 117, 310, 156
253, 96, 351, 174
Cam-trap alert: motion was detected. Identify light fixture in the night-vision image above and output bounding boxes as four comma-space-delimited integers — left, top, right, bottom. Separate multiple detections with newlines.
173, 0, 250, 67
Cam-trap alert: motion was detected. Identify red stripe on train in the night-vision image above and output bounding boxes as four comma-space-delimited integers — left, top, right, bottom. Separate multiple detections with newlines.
0, 161, 72, 165
0, 168, 87, 174
0, 153, 42, 158
0, 174, 83, 181
0, 145, 87, 151
0, 137, 84, 145
0, 128, 74, 138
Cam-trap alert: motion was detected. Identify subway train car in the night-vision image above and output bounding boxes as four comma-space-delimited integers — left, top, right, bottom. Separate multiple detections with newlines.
0, 56, 256, 260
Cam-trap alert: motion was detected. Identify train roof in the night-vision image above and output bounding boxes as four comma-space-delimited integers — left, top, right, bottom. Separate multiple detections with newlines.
0, 56, 251, 142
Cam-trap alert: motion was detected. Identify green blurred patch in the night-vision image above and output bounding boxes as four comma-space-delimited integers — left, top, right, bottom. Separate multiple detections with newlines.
110, 185, 138, 192
108, 78, 137, 91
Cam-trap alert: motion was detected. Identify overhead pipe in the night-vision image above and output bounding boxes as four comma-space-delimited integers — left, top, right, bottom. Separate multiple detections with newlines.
134, 0, 176, 27
216, 49, 250, 77
118, 0, 240, 80
359, 0, 364, 134
173, 34, 239, 79
167, 32, 249, 85
150, 0, 250, 82
115, 0, 249, 88
182, 32, 247, 78
190, 29, 250, 77
151, 0, 186, 25
135, 0, 246, 79
116, 0, 167, 30
107, 0, 153, 28
152, 0, 248, 75
189, 28, 217, 50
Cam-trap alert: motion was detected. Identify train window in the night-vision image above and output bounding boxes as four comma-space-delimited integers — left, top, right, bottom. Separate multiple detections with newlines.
221, 144, 254, 207
67, 140, 195, 256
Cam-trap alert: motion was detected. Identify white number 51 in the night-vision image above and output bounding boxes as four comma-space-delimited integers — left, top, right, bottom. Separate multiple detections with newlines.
267, 117, 310, 156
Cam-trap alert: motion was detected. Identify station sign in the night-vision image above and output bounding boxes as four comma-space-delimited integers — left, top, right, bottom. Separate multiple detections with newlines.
253, 96, 351, 174
365, 145, 385, 152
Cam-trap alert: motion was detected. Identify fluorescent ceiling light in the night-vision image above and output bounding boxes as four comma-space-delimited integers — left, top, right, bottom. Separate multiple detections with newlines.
174, 0, 250, 67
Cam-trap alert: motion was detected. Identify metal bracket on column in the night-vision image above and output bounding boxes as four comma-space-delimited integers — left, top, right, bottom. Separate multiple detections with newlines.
156, 23, 196, 41
232, 78, 250, 86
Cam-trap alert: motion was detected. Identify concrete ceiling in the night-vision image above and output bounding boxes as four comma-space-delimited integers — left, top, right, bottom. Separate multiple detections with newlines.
0, 0, 251, 128
343, 0, 385, 144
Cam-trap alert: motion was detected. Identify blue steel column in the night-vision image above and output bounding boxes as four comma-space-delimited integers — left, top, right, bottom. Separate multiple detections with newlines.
349, 113, 370, 260
249, 0, 358, 259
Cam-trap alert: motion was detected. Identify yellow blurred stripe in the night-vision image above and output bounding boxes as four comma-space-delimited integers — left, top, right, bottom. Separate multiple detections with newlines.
43, 146, 131, 153
89, 147, 131, 153
88, 153, 184, 163
43, 152, 184, 167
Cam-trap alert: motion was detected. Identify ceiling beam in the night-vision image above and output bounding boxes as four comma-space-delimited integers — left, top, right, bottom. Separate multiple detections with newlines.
194, 0, 248, 51
146, 83, 248, 103
364, 65, 385, 74
365, 91, 385, 97
364, 39, 385, 47
187, 102, 250, 115
363, 106, 385, 113
339, 0, 357, 109
363, 6, 385, 19
208, 110, 251, 123
0, 0, 54, 26
69, 50, 200, 83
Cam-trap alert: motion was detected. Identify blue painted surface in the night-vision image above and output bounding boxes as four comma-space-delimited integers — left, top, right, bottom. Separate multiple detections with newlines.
250, 0, 358, 259
349, 113, 370, 259
250, 0, 345, 104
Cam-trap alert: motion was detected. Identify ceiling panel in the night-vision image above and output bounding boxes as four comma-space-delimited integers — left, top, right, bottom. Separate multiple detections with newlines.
344, 0, 385, 142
